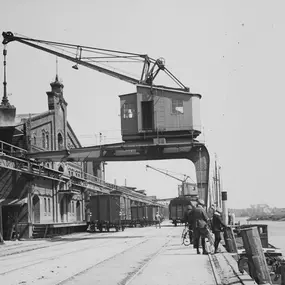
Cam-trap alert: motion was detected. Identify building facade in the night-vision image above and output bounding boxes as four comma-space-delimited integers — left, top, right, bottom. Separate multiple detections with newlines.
0, 76, 104, 239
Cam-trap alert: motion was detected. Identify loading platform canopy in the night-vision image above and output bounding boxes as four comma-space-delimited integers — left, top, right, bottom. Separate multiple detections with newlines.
26, 140, 203, 163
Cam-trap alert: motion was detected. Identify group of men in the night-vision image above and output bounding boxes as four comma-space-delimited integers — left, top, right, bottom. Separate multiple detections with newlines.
184, 199, 226, 254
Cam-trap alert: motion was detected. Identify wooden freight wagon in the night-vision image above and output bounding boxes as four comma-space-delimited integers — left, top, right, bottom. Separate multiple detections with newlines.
169, 196, 194, 226
131, 205, 148, 227
146, 205, 159, 226
88, 194, 131, 232
119, 85, 202, 142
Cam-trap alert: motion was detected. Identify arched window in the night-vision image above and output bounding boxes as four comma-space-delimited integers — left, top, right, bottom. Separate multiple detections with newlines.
57, 133, 63, 150
46, 133, 49, 150
44, 198, 47, 213
48, 198, 51, 213
42, 131, 46, 148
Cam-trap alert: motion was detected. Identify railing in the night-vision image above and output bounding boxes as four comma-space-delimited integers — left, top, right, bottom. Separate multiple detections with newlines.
0, 140, 160, 205
0, 140, 27, 156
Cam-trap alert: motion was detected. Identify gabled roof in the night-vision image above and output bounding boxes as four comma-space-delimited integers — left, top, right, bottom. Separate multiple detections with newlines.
67, 121, 82, 148
17, 111, 82, 148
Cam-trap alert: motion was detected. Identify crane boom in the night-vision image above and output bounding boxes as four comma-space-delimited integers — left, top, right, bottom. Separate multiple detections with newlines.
145, 165, 190, 183
2, 31, 189, 90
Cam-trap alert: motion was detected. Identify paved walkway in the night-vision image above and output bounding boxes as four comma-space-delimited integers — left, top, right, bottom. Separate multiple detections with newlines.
0, 221, 255, 285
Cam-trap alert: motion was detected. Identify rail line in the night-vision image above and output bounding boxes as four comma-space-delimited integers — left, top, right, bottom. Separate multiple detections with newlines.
0, 237, 115, 275
121, 237, 172, 285
55, 238, 151, 285
0, 231, 128, 259
206, 241, 252, 285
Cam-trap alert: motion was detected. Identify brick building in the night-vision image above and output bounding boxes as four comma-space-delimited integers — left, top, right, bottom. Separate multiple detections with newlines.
0, 76, 105, 239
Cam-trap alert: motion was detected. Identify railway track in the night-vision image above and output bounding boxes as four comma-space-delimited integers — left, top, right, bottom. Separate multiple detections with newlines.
0, 238, 115, 275
206, 242, 253, 285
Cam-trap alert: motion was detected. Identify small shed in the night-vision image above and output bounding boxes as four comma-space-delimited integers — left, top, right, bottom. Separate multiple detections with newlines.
119, 84, 201, 141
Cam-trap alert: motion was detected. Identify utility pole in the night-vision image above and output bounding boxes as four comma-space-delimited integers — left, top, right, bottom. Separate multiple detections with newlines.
214, 154, 219, 208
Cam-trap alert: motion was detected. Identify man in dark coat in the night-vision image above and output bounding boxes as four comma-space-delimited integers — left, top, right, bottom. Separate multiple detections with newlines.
212, 207, 226, 253
192, 199, 210, 254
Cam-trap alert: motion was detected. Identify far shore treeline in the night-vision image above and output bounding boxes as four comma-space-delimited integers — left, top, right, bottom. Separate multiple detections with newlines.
229, 204, 285, 221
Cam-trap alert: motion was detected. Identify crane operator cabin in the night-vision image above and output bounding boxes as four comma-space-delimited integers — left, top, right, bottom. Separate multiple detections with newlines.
119, 85, 202, 142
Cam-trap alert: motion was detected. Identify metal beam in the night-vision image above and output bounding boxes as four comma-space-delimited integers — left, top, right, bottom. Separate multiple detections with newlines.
26, 139, 210, 207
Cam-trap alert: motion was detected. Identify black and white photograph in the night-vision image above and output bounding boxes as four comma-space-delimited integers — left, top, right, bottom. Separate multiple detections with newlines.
0, 1, 285, 284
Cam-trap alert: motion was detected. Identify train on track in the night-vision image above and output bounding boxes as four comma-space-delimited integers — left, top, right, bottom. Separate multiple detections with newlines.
87, 194, 167, 232
168, 196, 195, 226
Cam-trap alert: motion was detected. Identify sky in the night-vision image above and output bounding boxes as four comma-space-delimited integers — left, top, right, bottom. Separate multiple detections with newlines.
1, 0, 285, 209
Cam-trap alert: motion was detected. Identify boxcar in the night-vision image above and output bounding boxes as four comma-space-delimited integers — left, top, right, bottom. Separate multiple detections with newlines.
131, 205, 150, 227
146, 205, 160, 226
88, 194, 131, 232
169, 196, 193, 226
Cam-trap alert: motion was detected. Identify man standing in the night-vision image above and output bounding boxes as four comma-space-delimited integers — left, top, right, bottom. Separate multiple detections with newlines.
155, 211, 161, 229
192, 199, 210, 254
212, 207, 226, 253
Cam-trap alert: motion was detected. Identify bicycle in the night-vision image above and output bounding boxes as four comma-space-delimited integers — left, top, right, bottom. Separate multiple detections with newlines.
181, 225, 193, 246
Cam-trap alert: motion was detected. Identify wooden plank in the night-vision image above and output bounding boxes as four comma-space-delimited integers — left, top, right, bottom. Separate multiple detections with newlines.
224, 226, 238, 253
240, 227, 272, 284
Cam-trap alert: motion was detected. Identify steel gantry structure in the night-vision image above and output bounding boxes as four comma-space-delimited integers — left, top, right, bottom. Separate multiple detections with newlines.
1, 31, 211, 207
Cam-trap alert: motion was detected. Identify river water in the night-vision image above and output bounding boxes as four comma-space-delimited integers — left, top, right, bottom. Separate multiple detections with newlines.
236, 217, 285, 256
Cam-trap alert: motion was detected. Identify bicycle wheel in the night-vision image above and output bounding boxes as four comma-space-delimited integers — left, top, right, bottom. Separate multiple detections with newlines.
183, 230, 191, 246
181, 228, 187, 244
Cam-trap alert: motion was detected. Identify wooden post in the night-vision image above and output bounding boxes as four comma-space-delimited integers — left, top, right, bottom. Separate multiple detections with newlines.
240, 227, 272, 285
0, 205, 4, 244
224, 226, 238, 253
281, 261, 285, 285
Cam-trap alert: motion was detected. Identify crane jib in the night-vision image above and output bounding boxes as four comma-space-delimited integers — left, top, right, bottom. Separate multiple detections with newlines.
2, 31, 189, 91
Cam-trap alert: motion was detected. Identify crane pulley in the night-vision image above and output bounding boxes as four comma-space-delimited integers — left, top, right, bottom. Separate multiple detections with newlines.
2, 31, 189, 91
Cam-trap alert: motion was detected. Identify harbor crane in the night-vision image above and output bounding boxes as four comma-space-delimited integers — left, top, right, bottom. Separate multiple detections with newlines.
2, 31, 189, 91
145, 165, 197, 197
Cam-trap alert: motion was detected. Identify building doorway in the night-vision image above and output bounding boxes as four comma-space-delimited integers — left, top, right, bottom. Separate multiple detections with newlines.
32, 195, 40, 223
141, 101, 153, 131
76, 201, 81, 222
60, 196, 66, 222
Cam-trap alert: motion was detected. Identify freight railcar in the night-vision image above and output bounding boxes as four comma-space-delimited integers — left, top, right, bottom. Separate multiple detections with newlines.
131, 205, 148, 227
87, 194, 131, 232
169, 196, 194, 226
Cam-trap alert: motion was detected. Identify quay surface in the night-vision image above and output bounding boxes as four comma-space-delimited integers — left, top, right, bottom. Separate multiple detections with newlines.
0, 221, 255, 285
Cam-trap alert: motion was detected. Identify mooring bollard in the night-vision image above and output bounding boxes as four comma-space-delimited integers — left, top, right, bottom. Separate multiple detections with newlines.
224, 226, 238, 253
240, 226, 272, 284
